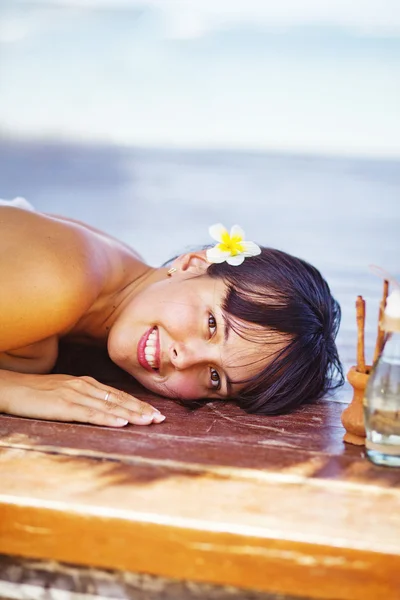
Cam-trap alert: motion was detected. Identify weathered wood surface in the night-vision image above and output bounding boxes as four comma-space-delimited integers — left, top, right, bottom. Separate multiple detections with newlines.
1, 343, 400, 600
1, 444, 400, 600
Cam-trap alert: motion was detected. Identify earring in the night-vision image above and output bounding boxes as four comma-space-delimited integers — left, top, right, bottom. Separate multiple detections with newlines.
167, 267, 177, 277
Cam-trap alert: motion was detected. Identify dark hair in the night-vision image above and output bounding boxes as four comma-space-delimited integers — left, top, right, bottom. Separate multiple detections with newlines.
206, 247, 344, 414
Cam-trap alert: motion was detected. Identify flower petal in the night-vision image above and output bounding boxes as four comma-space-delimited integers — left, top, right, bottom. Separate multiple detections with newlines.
206, 246, 231, 263
241, 241, 261, 256
230, 225, 245, 241
209, 223, 228, 243
226, 254, 245, 266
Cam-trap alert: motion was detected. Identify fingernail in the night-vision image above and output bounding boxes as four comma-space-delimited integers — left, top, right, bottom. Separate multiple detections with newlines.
140, 413, 153, 422
115, 418, 128, 426
152, 413, 166, 424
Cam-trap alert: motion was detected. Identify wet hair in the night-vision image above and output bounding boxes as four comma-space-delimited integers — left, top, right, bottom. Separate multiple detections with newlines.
206, 247, 344, 414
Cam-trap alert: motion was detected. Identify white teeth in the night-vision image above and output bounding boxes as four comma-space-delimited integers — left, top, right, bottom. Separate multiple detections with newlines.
144, 329, 158, 368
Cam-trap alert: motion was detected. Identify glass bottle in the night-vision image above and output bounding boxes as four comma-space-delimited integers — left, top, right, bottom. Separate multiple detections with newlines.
364, 290, 400, 467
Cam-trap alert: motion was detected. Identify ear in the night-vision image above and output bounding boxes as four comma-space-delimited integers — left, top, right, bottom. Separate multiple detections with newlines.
172, 250, 209, 277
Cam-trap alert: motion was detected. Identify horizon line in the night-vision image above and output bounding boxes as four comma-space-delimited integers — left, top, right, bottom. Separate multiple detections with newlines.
2, 131, 400, 163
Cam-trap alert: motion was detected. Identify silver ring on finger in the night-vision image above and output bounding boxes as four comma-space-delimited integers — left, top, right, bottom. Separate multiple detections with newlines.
104, 391, 110, 402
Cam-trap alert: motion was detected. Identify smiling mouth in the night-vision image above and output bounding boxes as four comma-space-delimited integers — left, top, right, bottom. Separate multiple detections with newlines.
138, 326, 160, 372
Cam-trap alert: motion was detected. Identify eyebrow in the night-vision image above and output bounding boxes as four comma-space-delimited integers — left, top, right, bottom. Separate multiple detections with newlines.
222, 311, 231, 344
221, 311, 233, 397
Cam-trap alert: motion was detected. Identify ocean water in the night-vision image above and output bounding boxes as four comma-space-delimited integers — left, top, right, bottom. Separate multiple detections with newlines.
1, 138, 399, 375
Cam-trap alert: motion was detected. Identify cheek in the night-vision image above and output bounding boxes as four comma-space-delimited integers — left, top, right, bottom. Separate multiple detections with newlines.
165, 308, 197, 335
162, 372, 204, 400
108, 327, 135, 366
156, 290, 199, 332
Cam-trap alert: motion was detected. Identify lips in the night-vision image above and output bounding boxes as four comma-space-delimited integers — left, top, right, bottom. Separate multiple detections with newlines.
137, 326, 160, 372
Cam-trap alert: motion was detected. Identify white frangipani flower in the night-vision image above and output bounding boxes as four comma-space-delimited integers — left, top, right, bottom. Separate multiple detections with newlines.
206, 223, 261, 266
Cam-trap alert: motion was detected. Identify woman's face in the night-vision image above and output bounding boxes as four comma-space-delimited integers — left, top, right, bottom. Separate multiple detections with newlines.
108, 267, 271, 401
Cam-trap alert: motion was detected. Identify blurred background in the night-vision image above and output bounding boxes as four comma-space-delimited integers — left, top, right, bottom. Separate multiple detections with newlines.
0, 0, 399, 379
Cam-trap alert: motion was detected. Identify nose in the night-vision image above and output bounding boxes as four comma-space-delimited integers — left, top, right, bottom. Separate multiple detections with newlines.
169, 339, 215, 370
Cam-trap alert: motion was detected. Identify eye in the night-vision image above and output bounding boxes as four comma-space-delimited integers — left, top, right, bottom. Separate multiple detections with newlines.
210, 367, 221, 390
208, 313, 217, 336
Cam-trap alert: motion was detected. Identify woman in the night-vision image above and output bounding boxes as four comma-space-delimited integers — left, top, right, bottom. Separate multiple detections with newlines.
0, 198, 343, 427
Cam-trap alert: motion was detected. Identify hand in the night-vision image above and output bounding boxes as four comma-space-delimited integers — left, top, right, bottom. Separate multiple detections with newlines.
0, 370, 166, 427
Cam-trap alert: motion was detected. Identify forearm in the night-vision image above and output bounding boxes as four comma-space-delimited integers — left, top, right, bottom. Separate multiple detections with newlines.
0, 337, 59, 374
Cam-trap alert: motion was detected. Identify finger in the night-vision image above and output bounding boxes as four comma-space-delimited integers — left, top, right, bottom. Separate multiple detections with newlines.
102, 388, 166, 424
81, 380, 166, 423
17, 395, 130, 428
70, 386, 166, 425
69, 377, 165, 420
57, 401, 130, 428
100, 388, 166, 424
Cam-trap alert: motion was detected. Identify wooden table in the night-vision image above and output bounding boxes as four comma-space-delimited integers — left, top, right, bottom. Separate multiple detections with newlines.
1, 343, 400, 600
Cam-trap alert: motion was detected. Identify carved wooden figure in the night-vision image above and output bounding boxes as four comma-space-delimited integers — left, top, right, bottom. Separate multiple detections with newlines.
342, 280, 389, 445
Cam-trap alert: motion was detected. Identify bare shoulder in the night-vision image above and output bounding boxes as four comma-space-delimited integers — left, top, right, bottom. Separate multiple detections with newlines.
52, 214, 144, 261
0, 207, 103, 352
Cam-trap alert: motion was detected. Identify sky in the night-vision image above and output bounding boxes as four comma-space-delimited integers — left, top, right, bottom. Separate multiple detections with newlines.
0, 0, 399, 157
